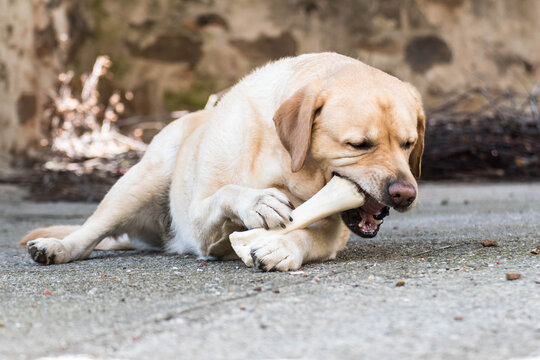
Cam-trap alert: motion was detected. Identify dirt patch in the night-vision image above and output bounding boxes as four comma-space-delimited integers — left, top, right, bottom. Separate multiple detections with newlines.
405, 35, 452, 73
125, 34, 202, 67
231, 32, 297, 62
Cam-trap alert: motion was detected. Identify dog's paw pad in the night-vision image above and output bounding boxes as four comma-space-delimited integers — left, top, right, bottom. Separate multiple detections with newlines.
28, 244, 53, 264
27, 238, 69, 265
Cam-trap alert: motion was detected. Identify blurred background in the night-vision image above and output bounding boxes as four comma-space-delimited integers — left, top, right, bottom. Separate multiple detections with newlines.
0, 0, 539, 201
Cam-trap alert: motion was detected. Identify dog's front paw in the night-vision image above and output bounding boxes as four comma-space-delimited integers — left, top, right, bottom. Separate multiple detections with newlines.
239, 188, 294, 230
249, 235, 303, 272
27, 238, 71, 265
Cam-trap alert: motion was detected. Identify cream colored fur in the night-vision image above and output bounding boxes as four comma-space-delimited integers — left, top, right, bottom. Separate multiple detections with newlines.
22, 52, 424, 271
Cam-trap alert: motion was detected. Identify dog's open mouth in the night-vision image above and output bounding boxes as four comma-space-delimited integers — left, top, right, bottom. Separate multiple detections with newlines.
340, 195, 389, 238
333, 173, 390, 238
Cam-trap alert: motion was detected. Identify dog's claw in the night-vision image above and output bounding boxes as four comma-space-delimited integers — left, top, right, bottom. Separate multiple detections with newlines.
250, 249, 273, 272
250, 249, 258, 269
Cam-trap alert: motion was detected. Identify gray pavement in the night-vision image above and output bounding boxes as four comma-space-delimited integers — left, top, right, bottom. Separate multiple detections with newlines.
0, 182, 539, 360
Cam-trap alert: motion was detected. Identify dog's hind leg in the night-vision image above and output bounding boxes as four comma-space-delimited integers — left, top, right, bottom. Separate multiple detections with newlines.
24, 118, 192, 265
26, 157, 170, 264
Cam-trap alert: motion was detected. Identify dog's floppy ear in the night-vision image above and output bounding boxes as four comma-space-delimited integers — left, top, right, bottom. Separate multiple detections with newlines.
406, 83, 425, 178
273, 82, 326, 172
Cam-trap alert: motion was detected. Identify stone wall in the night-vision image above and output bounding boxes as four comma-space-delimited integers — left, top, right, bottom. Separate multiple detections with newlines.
1, 0, 539, 162
0, 0, 65, 164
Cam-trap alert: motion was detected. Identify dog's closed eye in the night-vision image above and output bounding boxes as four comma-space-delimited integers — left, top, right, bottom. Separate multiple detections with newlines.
401, 140, 414, 150
347, 141, 374, 151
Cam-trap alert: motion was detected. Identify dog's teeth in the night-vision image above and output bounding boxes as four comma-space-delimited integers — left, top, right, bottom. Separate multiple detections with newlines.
375, 219, 383, 225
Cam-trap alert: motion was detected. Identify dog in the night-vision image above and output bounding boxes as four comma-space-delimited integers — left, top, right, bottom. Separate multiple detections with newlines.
21, 52, 425, 271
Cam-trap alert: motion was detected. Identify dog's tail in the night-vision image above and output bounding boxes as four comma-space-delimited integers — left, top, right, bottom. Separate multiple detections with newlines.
19, 225, 80, 246
18, 225, 136, 251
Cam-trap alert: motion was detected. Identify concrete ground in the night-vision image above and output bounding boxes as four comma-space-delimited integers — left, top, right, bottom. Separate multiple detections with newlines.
0, 182, 539, 360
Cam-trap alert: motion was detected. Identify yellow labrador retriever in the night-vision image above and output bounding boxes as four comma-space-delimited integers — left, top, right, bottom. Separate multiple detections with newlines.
21, 52, 425, 271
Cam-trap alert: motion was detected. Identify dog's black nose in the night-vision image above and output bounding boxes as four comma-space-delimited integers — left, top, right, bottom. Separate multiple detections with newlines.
388, 181, 416, 208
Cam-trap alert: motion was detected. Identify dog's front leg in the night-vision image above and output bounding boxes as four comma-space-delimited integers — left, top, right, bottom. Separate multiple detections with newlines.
248, 215, 348, 271
190, 185, 295, 249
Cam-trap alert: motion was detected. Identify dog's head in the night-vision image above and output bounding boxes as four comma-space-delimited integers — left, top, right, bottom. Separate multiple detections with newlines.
274, 64, 425, 238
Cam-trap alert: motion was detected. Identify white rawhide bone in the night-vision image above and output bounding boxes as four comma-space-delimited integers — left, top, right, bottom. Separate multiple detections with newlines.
229, 176, 366, 266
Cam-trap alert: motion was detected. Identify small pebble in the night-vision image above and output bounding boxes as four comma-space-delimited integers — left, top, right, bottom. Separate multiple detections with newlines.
481, 239, 499, 247
0, 322, 5, 327
454, 316, 463, 321
43, 290, 52, 295
239, 305, 246, 311
87, 287, 98, 296
506, 273, 521, 281
531, 250, 538, 255
395, 280, 405, 287
253, 286, 262, 292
